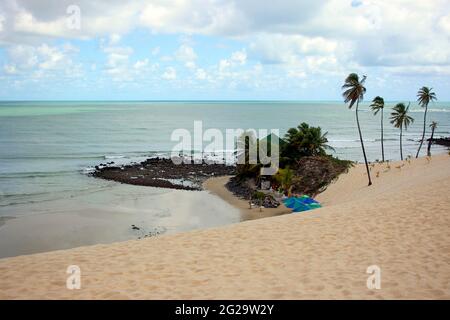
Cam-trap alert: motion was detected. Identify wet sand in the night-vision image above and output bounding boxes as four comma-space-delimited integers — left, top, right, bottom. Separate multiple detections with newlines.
0, 183, 240, 258
203, 175, 291, 221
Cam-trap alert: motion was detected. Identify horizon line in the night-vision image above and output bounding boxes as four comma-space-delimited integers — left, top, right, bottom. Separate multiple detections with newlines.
1, 99, 449, 103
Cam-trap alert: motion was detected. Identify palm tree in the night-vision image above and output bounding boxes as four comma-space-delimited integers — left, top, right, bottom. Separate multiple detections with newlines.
342, 73, 372, 186
415, 87, 437, 158
370, 96, 385, 162
390, 103, 414, 160
282, 122, 334, 163
427, 121, 438, 156
274, 167, 294, 195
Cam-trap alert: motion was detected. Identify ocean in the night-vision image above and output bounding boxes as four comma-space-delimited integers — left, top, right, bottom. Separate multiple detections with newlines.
0, 101, 449, 257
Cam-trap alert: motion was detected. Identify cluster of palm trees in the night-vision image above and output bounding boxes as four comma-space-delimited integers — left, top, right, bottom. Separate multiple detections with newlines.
342, 73, 438, 186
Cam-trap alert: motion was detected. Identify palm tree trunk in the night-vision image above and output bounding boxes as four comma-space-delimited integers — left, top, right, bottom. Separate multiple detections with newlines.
427, 127, 435, 156
400, 126, 403, 161
356, 101, 372, 186
416, 104, 428, 158
381, 109, 385, 162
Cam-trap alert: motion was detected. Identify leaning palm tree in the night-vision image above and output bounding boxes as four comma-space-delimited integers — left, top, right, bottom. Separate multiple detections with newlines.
415, 87, 437, 158
342, 73, 372, 186
370, 96, 385, 162
390, 103, 414, 160
427, 121, 438, 156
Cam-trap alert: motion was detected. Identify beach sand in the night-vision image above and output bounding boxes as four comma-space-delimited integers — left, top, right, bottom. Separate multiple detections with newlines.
0, 154, 449, 299
203, 176, 292, 220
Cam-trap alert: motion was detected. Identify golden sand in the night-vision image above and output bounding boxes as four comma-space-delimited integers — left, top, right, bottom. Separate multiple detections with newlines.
0, 154, 449, 299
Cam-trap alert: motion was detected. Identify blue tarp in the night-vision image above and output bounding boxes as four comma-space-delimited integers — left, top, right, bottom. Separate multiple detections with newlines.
283, 196, 322, 213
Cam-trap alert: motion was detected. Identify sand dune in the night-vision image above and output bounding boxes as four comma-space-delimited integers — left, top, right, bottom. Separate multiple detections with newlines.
0, 154, 449, 299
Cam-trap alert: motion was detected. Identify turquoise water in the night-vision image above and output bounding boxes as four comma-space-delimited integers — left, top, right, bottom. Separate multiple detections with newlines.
1, 101, 449, 210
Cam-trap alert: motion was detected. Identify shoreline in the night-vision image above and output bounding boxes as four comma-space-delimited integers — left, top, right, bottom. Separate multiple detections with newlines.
0, 154, 449, 298
203, 176, 291, 221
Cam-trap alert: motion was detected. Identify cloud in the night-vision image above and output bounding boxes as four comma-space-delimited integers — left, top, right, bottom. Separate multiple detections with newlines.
162, 66, 176, 80
133, 59, 149, 70
438, 14, 450, 35
175, 44, 197, 68
249, 34, 338, 64
109, 34, 121, 45
4, 64, 17, 74
195, 68, 207, 80
2, 42, 82, 77
230, 50, 247, 65
1, 0, 450, 98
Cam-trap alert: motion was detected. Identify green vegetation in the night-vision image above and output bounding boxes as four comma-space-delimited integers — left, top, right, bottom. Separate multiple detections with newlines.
281, 122, 334, 165
342, 73, 372, 186
232, 122, 353, 198
370, 96, 385, 162
274, 167, 294, 196
427, 121, 438, 157
252, 191, 265, 212
390, 103, 414, 160
416, 87, 437, 158
232, 76, 441, 198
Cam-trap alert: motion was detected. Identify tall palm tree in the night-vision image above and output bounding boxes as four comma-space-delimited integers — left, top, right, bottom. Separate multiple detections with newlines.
427, 121, 438, 157
342, 73, 372, 186
370, 96, 385, 162
415, 87, 437, 158
390, 103, 414, 160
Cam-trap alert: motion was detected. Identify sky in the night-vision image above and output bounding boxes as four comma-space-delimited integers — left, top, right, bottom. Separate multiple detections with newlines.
0, 0, 449, 101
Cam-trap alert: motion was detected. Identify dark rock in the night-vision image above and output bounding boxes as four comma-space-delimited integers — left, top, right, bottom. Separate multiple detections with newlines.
262, 195, 280, 208
92, 157, 236, 191
428, 137, 450, 147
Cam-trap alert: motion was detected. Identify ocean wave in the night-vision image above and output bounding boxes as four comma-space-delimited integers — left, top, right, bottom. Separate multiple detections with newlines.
0, 170, 77, 179
409, 108, 450, 113
0, 184, 114, 207
0, 155, 105, 160
104, 155, 125, 159
329, 139, 378, 143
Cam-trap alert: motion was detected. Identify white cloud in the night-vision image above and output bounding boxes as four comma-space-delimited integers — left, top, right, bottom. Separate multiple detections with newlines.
1, 0, 450, 95
185, 61, 196, 69
1, 42, 85, 83
109, 34, 121, 45
134, 59, 149, 69
438, 14, 450, 35
249, 34, 339, 65
13, 11, 69, 38
37, 44, 65, 69
4, 64, 17, 74
0, 14, 5, 32
101, 44, 133, 81
162, 66, 176, 80
175, 44, 197, 68
231, 50, 247, 65
195, 68, 207, 80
